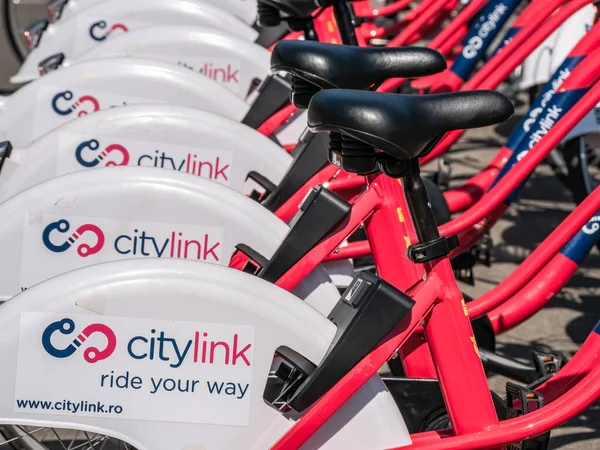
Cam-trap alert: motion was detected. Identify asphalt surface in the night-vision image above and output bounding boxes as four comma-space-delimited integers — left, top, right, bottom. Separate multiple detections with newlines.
1, 6, 599, 449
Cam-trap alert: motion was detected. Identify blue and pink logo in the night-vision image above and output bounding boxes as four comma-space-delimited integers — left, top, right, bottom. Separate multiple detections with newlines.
42, 318, 117, 363
51, 91, 101, 117
89, 20, 128, 41
42, 219, 105, 257
75, 139, 130, 168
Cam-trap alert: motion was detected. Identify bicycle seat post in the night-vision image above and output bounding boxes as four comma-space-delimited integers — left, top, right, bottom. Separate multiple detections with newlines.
401, 158, 441, 244
382, 155, 459, 264
327, 0, 359, 45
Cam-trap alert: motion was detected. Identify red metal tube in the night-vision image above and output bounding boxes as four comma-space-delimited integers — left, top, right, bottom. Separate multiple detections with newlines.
421, 0, 591, 164
468, 185, 600, 319
323, 240, 371, 261
257, 103, 299, 138
386, 0, 457, 47
489, 253, 579, 333
440, 79, 600, 238
377, 0, 485, 92
536, 323, 600, 403
401, 326, 600, 450
424, 283, 500, 434
401, 361, 600, 449
462, 81, 600, 318
444, 148, 512, 213
360, 0, 416, 19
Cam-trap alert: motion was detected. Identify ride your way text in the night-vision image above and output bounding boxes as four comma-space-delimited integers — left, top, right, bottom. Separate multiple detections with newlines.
100, 371, 250, 399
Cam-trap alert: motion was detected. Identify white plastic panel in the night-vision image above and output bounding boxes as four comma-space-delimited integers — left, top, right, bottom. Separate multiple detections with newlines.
0, 259, 411, 449
0, 58, 250, 148
0, 104, 290, 196
55, 0, 258, 24
12, 0, 258, 83
0, 167, 340, 316
72, 26, 271, 100
516, 5, 595, 91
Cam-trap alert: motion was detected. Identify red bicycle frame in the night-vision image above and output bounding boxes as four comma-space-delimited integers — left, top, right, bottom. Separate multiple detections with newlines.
422, 0, 597, 163
265, 80, 600, 450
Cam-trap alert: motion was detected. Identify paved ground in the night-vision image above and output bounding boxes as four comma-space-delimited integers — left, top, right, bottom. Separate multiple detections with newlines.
1, 7, 599, 449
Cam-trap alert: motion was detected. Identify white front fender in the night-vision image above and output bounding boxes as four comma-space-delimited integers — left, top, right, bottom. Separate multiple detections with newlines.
0, 58, 250, 148
12, 0, 258, 84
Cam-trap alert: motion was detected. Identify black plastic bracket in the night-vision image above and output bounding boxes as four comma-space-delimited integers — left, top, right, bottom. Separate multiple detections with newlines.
0, 141, 13, 175
234, 244, 269, 275
408, 235, 460, 264
259, 185, 351, 282
247, 171, 277, 202
241, 74, 292, 130
38, 52, 65, 76
262, 129, 330, 212
280, 272, 415, 412
254, 20, 291, 48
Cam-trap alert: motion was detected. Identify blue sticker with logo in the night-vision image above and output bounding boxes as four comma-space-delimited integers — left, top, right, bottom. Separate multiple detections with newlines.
491, 25, 523, 56
505, 56, 586, 152
494, 87, 588, 203
561, 209, 600, 264
450, 0, 524, 80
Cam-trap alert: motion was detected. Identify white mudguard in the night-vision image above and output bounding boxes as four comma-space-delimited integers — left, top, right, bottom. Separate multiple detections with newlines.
516, 4, 595, 92
516, 4, 599, 142
12, 0, 258, 83
69, 26, 271, 100
0, 260, 412, 449
0, 166, 339, 316
0, 104, 290, 196
52, 0, 258, 25
0, 58, 250, 148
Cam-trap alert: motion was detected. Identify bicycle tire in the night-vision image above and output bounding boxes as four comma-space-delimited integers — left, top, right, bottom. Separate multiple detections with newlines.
553, 137, 595, 204
550, 136, 600, 250
1, 0, 27, 63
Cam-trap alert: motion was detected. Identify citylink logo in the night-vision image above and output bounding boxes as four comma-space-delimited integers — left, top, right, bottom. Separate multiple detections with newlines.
73, 138, 230, 182
42, 318, 117, 363
42, 219, 105, 257
75, 139, 129, 168
41, 218, 222, 262
178, 61, 240, 85
89, 20, 128, 41
51, 91, 101, 117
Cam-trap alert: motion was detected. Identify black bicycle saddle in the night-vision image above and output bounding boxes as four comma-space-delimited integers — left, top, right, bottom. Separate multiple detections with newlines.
271, 41, 446, 90
307, 89, 514, 161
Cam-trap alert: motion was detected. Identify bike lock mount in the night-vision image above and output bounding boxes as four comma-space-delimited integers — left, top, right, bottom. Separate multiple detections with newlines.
267, 271, 415, 412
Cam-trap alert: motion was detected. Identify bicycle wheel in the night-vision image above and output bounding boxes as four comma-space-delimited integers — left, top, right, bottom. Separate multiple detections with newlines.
552, 135, 600, 204
0, 425, 135, 449
1, 0, 47, 63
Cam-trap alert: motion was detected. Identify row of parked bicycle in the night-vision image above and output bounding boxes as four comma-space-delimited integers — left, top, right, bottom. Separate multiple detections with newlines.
0, 0, 599, 448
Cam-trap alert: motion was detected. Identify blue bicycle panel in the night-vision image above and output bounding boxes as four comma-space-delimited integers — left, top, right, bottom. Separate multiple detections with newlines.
491, 25, 523, 55
505, 56, 586, 152
561, 208, 600, 264
450, 0, 524, 81
496, 87, 588, 203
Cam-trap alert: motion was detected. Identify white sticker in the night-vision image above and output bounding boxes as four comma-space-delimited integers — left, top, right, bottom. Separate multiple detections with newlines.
175, 58, 244, 95
15, 312, 254, 425
20, 214, 224, 291
56, 132, 233, 185
31, 86, 156, 142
